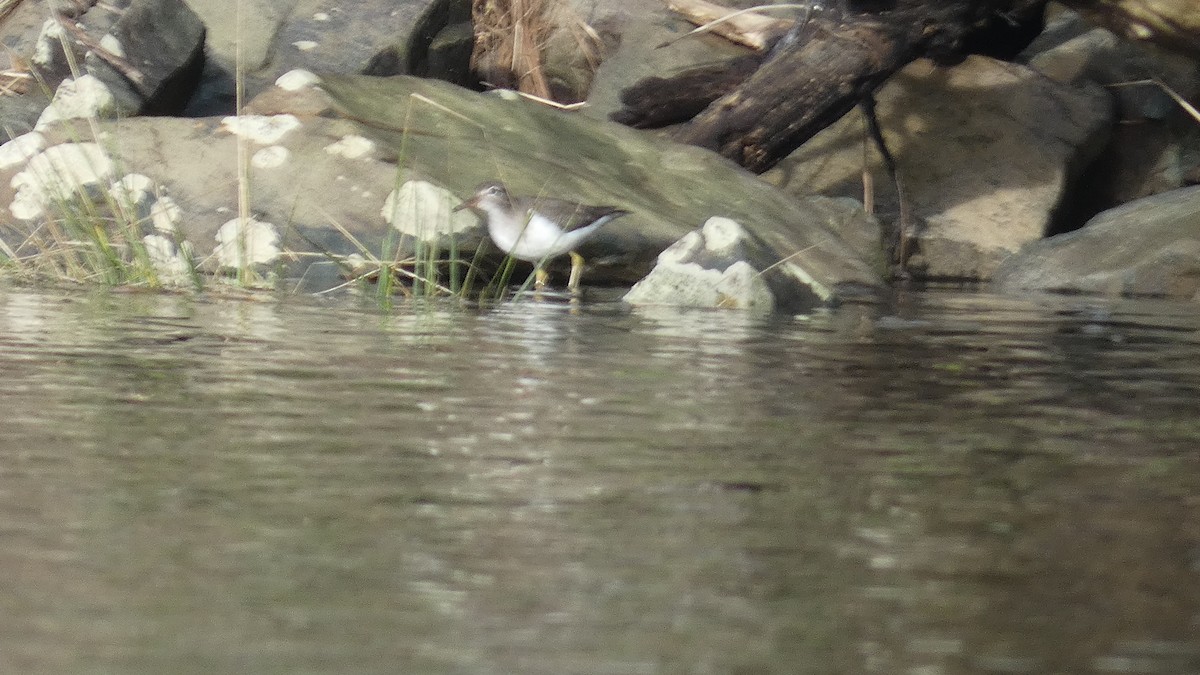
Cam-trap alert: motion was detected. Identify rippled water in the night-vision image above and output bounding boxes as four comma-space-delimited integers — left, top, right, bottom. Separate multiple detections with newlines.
1, 286, 1198, 673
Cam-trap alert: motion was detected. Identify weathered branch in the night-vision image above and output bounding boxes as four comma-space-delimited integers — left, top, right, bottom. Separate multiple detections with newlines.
614, 0, 1051, 172
673, 19, 905, 172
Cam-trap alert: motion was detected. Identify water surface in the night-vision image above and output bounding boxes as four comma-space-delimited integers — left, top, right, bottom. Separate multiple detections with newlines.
1, 287, 1198, 673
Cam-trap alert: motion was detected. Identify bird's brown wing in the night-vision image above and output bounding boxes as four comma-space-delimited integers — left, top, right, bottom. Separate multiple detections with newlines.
524, 197, 631, 233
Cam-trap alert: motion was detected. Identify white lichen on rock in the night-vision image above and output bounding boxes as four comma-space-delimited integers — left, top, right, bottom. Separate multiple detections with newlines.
109, 173, 156, 209
701, 216, 744, 254
143, 234, 194, 286
214, 216, 281, 269
35, 75, 118, 130
107, 175, 185, 239
220, 114, 302, 145
99, 34, 125, 57
625, 259, 774, 311
0, 132, 46, 171
150, 196, 182, 233
381, 181, 479, 242
107, 173, 159, 225
324, 134, 375, 159
252, 145, 290, 168
9, 142, 116, 220
276, 69, 321, 91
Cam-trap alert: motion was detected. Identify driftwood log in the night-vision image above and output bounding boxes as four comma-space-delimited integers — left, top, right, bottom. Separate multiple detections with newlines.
613, 0, 1053, 173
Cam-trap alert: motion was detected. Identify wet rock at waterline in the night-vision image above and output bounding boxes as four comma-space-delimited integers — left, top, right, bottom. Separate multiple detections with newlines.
0, 113, 406, 289
624, 218, 805, 313
993, 185, 1200, 300
382, 181, 481, 250
625, 200, 886, 312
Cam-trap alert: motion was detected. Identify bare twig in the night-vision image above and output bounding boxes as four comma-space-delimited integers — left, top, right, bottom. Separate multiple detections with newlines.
0, 0, 26, 25
53, 11, 146, 87
512, 90, 587, 109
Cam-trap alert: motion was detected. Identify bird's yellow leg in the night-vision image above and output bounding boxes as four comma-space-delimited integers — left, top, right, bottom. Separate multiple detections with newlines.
534, 267, 549, 290
567, 251, 585, 293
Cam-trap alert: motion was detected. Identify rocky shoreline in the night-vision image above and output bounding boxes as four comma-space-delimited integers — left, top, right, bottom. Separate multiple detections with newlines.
1, 0, 1197, 310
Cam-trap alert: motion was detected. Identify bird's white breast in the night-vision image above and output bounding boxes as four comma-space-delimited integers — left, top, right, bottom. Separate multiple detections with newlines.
483, 206, 613, 263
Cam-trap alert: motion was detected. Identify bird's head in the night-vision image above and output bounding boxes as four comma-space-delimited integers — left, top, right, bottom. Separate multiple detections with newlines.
453, 181, 511, 213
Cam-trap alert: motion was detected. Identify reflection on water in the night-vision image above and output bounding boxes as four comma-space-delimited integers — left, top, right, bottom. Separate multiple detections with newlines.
0, 287, 1198, 673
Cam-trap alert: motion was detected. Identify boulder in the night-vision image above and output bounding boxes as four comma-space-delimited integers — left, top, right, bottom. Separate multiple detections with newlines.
993, 185, 1200, 299
1021, 10, 1200, 224
317, 74, 882, 304
623, 197, 883, 312
766, 55, 1112, 280
582, 0, 752, 122
625, 216, 861, 313
0, 103, 408, 289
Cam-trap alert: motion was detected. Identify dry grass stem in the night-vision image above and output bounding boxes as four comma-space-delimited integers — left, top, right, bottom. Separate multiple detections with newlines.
1, 44, 33, 95
1108, 78, 1200, 125
472, 0, 553, 98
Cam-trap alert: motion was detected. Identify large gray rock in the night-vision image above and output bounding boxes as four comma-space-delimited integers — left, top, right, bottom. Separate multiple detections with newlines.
0, 109, 407, 288
624, 215, 869, 313
316, 74, 882, 303
0, 0, 204, 139
183, 0, 448, 115
766, 55, 1113, 281
1, 73, 882, 304
993, 185, 1200, 299
1021, 12, 1200, 218
582, 0, 753, 122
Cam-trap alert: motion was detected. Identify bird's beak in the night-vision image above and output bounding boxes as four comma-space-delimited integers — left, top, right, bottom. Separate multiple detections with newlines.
452, 195, 480, 213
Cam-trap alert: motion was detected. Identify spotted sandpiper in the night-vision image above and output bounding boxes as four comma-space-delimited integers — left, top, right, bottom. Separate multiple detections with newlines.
453, 181, 631, 292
